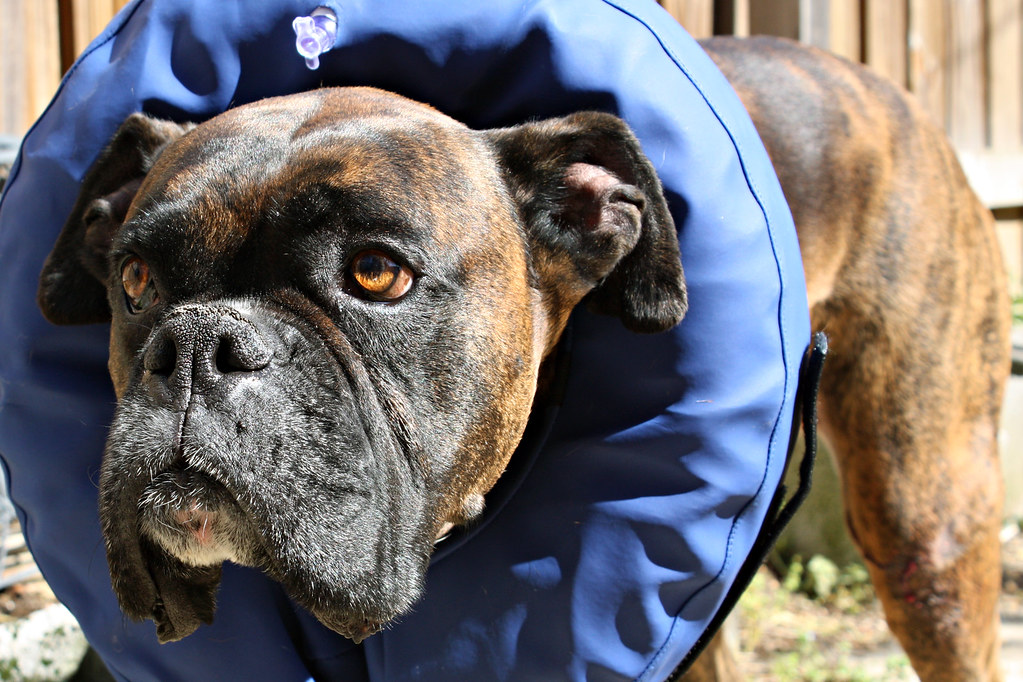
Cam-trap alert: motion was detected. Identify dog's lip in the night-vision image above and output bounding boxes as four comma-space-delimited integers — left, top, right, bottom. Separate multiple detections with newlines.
140, 466, 231, 503
344, 620, 383, 644
172, 506, 219, 546
137, 467, 246, 553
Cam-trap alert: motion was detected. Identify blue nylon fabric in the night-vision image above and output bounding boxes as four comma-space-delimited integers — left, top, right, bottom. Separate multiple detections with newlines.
0, 1, 809, 680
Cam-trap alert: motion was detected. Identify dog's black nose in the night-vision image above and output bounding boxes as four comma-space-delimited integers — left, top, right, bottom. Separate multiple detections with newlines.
143, 305, 271, 400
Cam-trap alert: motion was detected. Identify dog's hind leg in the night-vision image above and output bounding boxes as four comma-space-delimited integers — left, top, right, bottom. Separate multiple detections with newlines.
676, 631, 741, 682
716, 37, 1010, 681
702, 35, 1011, 680
813, 267, 1009, 681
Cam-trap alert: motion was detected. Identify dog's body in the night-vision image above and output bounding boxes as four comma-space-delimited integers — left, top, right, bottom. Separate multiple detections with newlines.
697, 37, 1011, 681
35, 36, 1009, 681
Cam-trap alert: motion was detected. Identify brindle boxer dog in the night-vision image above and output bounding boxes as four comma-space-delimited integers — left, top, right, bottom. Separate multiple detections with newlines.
37, 86, 689, 644
686, 37, 1010, 682
34, 35, 1009, 682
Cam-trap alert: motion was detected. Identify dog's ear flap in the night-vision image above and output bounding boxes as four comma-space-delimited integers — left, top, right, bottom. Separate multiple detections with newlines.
37, 114, 192, 325
484, 112, 686, 333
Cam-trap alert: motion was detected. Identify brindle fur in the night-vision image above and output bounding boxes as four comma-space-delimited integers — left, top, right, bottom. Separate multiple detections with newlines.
37, 86, 686, 644
686, 35, 1011, 682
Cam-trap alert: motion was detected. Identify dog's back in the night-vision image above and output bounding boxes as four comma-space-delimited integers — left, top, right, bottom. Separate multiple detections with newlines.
701, 35, 1010, 681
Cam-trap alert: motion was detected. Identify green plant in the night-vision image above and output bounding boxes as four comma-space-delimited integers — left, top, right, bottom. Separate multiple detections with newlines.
0, 658, 19, 681
779, 555, 875, 612
768, 635, 875, 682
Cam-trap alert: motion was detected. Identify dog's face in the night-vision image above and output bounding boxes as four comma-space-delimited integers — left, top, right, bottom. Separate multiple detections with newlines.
37, 87, 686, 643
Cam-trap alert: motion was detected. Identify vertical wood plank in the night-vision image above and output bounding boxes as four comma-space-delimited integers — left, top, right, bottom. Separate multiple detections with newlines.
734, 0, 751, 36
0, 0, 20, 134
828, 0, 862, 62
907, 0, 949, 130
864, 0, 908, 86
988, 0, 1023, 150
0, 0, 61, 136
70, 0, 96, 61
996, 217, 1023, 295
92, 0, 120, 39
713, 0, 750, 37
660, 0, 715, 38
25, 1, 61, 127
948, 0, 988, 150
800, 0, 832, 49
60, 0, 130, 72
750, 0, 801, 38
58, 0, 77, 77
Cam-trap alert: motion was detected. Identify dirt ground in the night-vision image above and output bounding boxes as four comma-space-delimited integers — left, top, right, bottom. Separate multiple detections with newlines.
1, 527, 54, 624
728, 528, 1023, 681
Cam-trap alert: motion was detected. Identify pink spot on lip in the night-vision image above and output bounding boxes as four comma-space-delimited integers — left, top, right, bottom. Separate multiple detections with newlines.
174, 503, 217, 546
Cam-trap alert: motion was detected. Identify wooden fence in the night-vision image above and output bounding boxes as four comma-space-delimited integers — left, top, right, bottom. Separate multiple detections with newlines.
1, 1, 131, 140
656, 0, 1023, 289
2, 0, 1022, 283
661, 0, 1023, 208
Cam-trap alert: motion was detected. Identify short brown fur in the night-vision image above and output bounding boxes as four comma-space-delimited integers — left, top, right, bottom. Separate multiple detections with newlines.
685, 36, 1011, 682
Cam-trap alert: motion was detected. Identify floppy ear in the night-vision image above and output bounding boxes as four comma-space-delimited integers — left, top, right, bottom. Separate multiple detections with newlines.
37, 114, 192, 325
484, 112, 686, 333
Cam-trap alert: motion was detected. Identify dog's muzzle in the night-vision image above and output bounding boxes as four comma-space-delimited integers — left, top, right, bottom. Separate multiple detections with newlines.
141, 304, 273, 411
99, 299, 431, 643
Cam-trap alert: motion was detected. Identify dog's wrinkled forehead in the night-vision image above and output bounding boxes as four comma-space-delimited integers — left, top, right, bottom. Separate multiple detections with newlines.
121, 89, 513, 276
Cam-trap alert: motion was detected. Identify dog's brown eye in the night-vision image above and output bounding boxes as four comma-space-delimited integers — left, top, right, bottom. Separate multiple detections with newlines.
121, 256, 159, 313
348, 250, 414, 301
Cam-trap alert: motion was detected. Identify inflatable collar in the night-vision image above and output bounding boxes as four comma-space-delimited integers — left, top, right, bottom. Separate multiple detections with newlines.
0, 1, 810, 679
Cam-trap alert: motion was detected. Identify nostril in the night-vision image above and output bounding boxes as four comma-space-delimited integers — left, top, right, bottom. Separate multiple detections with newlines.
215, 337, 238, 374
144, 333, 177, 377
143, 306, 272, 396
214, 333, 271, 374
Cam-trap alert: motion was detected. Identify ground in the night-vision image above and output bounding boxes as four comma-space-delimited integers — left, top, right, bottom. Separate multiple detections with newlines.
728, 526, 1023, 680
1, 526, 53, 624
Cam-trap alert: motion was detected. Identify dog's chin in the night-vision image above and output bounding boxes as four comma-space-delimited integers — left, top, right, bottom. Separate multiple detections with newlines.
137, 469, 261, 568
311, 611, 386, 644
104, 453, 432, 644
139, 471, 413, 643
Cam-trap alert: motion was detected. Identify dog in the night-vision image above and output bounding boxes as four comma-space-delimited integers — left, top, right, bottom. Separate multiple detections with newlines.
34, 35, 1009, 681
36, 86, 688, 645
689, 37, 1011, 682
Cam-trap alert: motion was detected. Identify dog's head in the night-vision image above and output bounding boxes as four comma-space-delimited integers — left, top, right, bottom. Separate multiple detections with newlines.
37, 87, 686, 643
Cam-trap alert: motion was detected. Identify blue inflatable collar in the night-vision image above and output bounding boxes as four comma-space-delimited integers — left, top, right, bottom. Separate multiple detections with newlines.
0, 1, 809, 679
